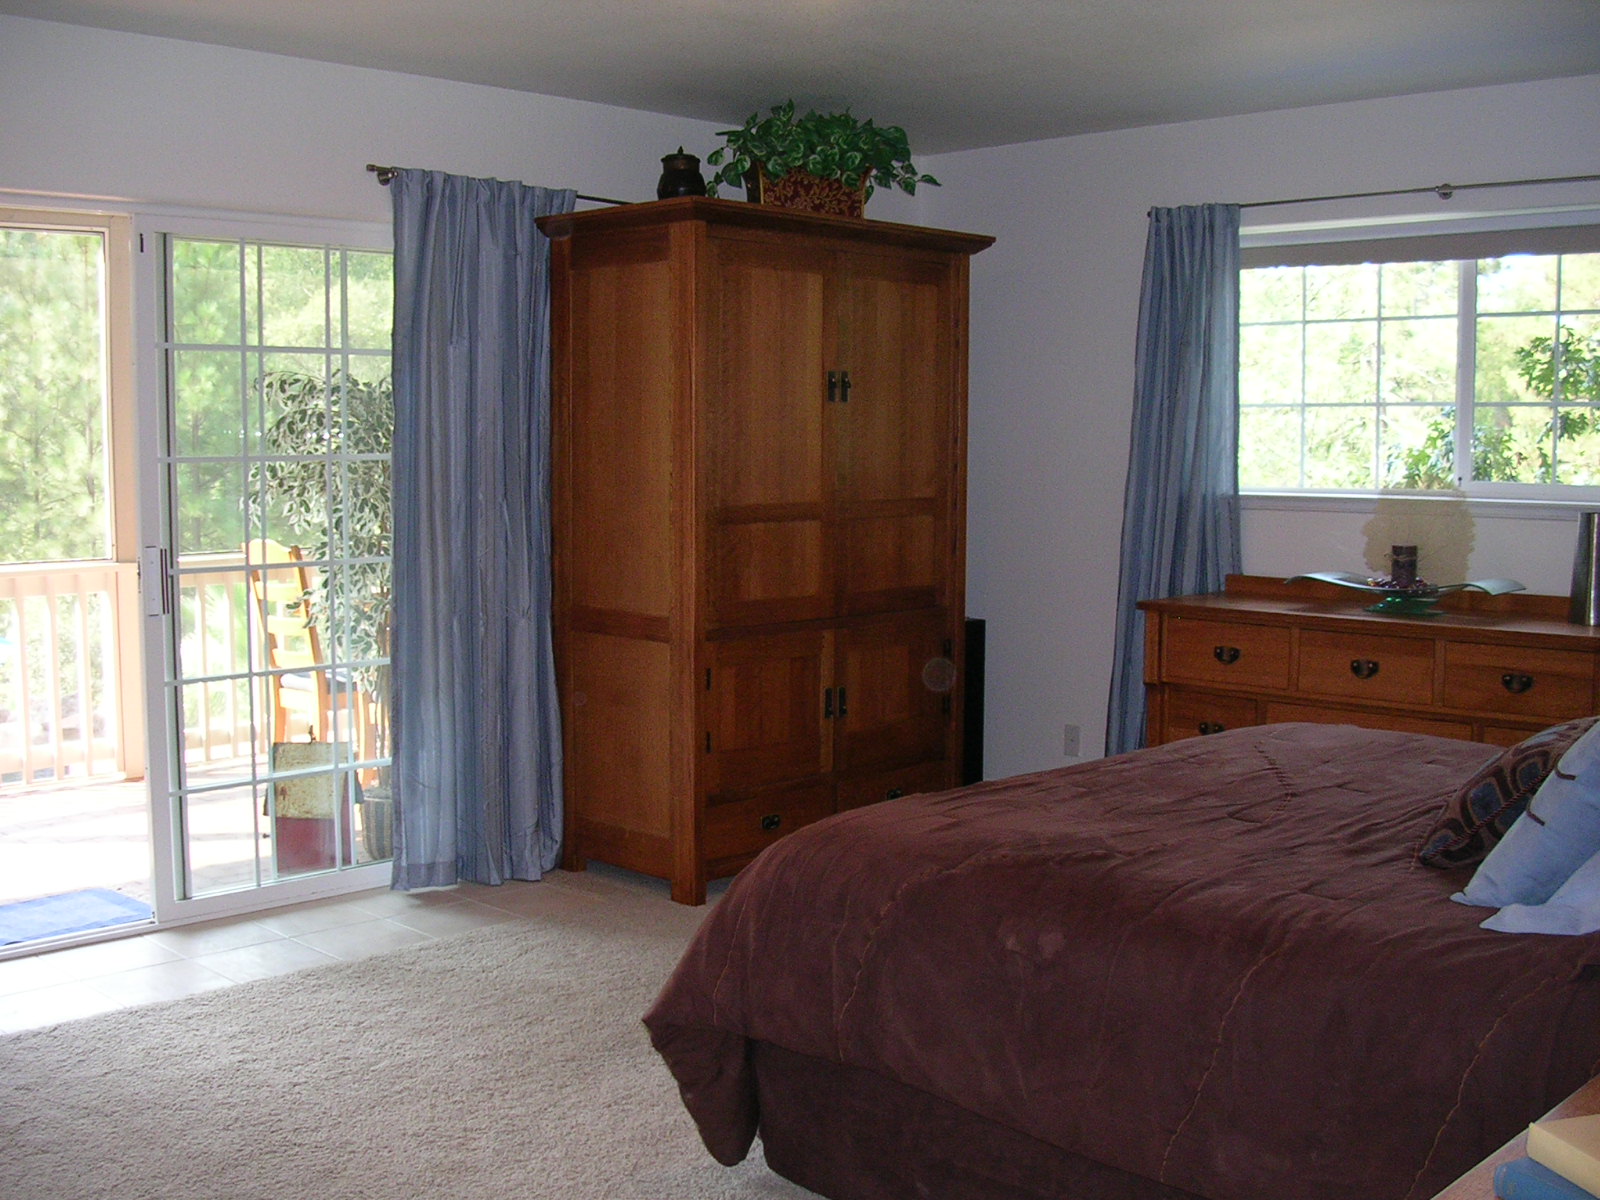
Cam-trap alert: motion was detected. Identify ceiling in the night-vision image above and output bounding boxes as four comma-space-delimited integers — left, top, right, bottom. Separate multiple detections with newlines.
7, 0, 1600, 153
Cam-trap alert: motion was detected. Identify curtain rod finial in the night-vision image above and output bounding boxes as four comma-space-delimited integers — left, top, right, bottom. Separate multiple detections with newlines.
367, 163, 398, 186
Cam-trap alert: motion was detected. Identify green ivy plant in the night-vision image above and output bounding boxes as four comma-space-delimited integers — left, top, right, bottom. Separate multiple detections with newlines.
705, 101, 939, 200
246, 369, 392, 700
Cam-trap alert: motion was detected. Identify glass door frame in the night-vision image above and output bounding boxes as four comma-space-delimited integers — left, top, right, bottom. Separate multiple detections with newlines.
133, 210, 394, 927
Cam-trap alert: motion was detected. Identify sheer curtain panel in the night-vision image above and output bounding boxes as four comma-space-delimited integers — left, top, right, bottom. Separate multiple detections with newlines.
1105, 204, 1242, 756
389, 170, 576, 888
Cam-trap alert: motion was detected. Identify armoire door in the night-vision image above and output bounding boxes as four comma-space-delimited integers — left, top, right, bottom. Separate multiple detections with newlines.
832, 250, 958, 617
833, 611, 955, 775
703, 629, 831, 796
702, 233, 835, 628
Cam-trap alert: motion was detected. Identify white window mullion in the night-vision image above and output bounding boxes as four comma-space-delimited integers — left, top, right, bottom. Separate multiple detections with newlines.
1455, 260, 1477, 489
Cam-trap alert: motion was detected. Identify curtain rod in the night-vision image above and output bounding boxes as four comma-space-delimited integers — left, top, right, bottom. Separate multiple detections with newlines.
365, 163, 628, 207
1242, 171, 1600, 210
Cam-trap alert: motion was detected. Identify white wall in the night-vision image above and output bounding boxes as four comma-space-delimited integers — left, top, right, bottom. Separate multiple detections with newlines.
918, 76, 1600, 777
0, 15, 729, 220
4, 16, 1596, 782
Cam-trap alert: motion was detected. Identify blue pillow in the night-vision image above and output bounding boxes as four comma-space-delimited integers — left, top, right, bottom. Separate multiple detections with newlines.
1454, 721, 1600, 909
1481, 848, 1600, 935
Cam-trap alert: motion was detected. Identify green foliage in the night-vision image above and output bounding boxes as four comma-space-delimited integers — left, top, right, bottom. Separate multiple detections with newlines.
247, 369, 392, 689
0, 228, 109, 563
705, 100, 939, 200
1394, 324, 1599, 487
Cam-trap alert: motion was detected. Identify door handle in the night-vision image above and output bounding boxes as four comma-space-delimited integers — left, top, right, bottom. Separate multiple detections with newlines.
839, 369, 852, 402
826, 370, 840, 403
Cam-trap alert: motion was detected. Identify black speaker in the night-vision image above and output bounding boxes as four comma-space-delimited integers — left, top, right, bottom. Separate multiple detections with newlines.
962, 617, 985, 785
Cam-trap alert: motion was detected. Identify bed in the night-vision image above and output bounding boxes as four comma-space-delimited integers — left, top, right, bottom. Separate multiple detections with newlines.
644, 722, 1600, 1200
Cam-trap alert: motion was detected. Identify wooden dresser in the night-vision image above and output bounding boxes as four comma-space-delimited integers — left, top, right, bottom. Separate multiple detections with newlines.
1140, 575, 1600, 748
539, 198, 993, 904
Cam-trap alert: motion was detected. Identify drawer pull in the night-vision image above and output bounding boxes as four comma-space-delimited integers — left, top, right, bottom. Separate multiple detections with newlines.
1501, 672, 1535, 695
1350, 659, 1381, 680
1213, 645, 1242, 665
760, 813, 782, 832
886, 788, 905, 800
1198, 721, 1227, 735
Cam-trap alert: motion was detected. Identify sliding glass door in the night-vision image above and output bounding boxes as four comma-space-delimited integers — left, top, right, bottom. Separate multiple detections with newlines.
140, 219, 395, 920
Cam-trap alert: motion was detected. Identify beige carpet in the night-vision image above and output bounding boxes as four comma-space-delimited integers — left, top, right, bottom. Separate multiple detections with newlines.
0, 877, 818, 1200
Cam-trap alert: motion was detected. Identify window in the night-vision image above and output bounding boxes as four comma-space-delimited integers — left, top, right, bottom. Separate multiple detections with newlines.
0, 216, 128, 562
1239, 242, 1600, 497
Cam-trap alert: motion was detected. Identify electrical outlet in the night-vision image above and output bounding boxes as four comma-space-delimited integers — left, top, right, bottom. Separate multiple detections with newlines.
1062, 723, 1081, 757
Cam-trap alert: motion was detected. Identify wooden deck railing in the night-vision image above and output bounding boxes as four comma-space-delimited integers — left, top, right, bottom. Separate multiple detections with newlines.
0, 560, 144, 786
1, 554, 387, 790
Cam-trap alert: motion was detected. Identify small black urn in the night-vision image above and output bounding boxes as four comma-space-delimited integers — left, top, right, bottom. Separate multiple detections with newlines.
657, 147, 707, 199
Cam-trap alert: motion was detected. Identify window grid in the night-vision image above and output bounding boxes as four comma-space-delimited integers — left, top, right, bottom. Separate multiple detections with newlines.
1240, 251, 1600, 500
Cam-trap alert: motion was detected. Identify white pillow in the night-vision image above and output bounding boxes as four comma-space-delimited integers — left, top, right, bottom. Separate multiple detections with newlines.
1482, 847, 1600, 935
1454, 720, 1600, 909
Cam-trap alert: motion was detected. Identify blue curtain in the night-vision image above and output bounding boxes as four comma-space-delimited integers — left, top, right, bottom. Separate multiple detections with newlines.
388, 170, 576, 888
1104, 204, 1242, 756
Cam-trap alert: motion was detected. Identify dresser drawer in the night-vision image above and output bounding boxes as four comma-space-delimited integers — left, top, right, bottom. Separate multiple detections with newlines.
1163, 617, 1292, 690
1160, 689, 1261, 743
1264, 700, 1473, 741
1296, 630, 1434, 704
1442, 642, 1595, 721
703, 782, 834, 866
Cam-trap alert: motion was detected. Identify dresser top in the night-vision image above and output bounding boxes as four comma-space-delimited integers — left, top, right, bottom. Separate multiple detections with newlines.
1140, 574, 1600, 650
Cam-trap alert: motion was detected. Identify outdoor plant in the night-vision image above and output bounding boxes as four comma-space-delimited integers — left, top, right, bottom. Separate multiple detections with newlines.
705, 100, 939, 199
246, 368, 392, 698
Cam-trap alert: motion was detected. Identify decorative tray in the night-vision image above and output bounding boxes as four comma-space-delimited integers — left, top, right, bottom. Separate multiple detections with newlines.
1287, 572, 1525, 616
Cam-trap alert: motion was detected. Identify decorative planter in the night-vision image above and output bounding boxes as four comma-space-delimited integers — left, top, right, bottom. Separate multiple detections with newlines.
749, 166, 869, 218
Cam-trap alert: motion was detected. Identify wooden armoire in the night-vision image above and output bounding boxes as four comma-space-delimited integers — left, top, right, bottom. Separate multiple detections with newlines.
538, 198, 992, 903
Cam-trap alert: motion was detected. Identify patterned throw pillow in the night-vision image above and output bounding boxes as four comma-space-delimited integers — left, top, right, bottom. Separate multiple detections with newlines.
1416, 716, 1600, 869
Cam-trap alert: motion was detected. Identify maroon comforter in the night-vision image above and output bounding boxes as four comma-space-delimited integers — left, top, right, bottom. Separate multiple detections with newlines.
645, 724, 1600, 1200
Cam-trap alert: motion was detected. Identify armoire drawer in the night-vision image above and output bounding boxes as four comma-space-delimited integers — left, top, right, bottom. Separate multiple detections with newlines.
1163, 617, 1292, 691
1441, 642, 1595, 721
1296, 630, 1434, 704
704, 783, 835, 866
836, 760, 952, 811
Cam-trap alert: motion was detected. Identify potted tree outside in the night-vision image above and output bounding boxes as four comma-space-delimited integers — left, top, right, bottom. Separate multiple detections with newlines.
705, 101, 939, 218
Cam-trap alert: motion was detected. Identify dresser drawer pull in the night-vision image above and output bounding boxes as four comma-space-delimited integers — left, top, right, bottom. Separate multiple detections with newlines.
1213, 645, 1242, 665
886, 788, 906, 800
1501, 672, 1536, 695
1197, 721, 1227, 735
760, 813, 782, 832
1350, 659, 1381, 680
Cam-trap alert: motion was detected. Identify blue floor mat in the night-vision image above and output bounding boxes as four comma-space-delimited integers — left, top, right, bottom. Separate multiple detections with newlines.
0, 888, 153, 945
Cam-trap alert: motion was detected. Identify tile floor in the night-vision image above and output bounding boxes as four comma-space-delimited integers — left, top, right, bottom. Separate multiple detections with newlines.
0, 867, 674, 1036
